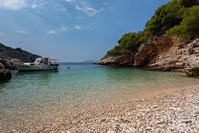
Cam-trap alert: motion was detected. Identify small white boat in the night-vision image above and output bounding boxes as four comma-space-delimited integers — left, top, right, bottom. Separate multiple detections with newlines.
15, 58, 59, 72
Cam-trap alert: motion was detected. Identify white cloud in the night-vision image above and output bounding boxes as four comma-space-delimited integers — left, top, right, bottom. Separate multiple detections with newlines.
16, 30, 28, 34
60, 25, 67, 32
0, 0, 46, 10
0, 0, 27, 10
47, 25, 68, 35
47, 30, 56, 34
75, 3, 100, 16
65, 0, 75, 3
74, 26, 81, 30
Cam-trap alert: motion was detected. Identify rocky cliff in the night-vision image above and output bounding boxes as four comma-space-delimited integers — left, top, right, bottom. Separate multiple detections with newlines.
95, 53, 135, 67
96, 35, 199, 76
0, 42, 41, 81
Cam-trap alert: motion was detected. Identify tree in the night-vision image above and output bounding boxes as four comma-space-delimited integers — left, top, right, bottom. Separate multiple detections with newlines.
179, 0, 199, 8
107, 32, 145, 55
145, 1, 184, 37
167, 6, 199, 37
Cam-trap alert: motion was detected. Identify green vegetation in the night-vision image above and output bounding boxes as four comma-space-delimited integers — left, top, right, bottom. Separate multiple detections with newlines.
107, 0, 199, 56
107, 32, 145, 55
167, 6, 199, 38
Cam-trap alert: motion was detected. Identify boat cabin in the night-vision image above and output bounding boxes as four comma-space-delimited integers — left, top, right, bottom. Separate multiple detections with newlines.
34, 58, 58, 66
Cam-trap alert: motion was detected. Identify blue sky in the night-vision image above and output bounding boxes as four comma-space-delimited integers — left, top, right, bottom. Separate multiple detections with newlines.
0, 0, 171, 62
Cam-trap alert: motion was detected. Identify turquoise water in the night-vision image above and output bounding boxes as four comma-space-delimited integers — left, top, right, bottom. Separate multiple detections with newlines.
0, 63, 199, 131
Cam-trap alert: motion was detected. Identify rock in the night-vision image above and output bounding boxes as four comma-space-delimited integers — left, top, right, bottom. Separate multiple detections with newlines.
0, 62, 4, 69
145, 127, 152, 130
188, 43, 196, 48
177, 42, 187, 48
152, 105, 159, 109
0, 69, 12, 81
194, 111, 199, 115
95, 53, 135, 67
188, 48, 194, 55
2, 61, 13, 70
97, 35, 199, 77
0, 58, 15, 70
185, 67, 199, 76
134, 35, 181, 67
0, 58, 14, 81
147, 38, 199, 75
181, 119, 192, 124
134, 44, 157, 66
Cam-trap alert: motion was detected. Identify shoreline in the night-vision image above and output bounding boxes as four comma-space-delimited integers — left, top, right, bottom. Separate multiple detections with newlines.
5, 83, 199, 133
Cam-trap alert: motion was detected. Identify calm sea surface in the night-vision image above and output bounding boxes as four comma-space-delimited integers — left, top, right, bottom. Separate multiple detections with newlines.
0, 63, 199, 131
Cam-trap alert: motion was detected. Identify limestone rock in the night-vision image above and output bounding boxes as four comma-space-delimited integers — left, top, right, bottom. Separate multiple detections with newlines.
95, 53, 135, 67
134, 44, 157, 66
148, 37, 199, 74
96, 35, 199, 77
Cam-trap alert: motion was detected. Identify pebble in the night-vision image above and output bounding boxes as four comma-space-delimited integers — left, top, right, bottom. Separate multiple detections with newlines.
146, 127, 152, 130
181, 120, 192, 124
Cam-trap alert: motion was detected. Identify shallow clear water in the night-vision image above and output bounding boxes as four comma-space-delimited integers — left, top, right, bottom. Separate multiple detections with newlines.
0, 63, 199, 131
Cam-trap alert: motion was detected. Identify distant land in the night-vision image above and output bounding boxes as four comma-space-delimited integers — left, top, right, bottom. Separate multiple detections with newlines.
84, 60, 97, 63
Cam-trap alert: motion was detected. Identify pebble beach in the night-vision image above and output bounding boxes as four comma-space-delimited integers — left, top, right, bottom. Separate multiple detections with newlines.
6, 84, 198, 133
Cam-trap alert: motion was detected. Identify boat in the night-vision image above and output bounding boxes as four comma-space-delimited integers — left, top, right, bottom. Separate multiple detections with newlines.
14, 57, 59, 72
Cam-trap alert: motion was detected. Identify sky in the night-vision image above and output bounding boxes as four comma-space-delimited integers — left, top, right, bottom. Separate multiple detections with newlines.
0, 0, 171, 62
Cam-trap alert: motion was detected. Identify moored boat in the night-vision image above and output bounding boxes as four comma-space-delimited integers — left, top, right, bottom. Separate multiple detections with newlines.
14, 57, 59, 72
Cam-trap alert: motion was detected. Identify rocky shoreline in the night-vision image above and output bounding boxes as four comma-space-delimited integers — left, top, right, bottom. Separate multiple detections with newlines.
95, 35, 199, 77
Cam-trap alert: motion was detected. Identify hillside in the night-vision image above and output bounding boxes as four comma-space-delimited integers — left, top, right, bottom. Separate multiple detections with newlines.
96, 0, 199, 76
0, 43, 40, 62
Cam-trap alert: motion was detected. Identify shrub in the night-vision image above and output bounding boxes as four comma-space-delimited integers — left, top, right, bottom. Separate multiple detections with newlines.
167, 6, 199, 38
107, 32, 145, 55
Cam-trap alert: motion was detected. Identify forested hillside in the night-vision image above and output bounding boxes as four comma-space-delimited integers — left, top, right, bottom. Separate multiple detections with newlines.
107, 0, 199, 56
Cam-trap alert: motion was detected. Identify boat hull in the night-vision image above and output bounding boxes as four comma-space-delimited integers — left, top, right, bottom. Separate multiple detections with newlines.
15, 64, 58, 72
